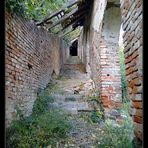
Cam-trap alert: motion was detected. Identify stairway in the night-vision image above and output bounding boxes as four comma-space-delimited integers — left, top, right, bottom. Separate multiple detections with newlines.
47, 56, 102, 147
49, 56, 98, 114
47, 56, 128, 147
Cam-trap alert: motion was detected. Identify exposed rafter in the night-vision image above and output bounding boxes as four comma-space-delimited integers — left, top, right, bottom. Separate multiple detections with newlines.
35, 0, 92, 43
55, 13, 86, 34
47, 7, 79, 30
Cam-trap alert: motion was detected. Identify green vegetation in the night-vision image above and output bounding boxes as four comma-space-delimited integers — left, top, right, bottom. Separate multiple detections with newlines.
6, 83, 72, 148
6, 0, 69, 20
119, 45, 128, 102
96, 102, 134, 147
90, 109, 104, 123
6, 0, 81, 42
87, 90, 105, 124
55, 74, 67, 81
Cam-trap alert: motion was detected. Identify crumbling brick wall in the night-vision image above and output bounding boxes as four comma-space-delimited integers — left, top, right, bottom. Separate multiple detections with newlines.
82, 0, 122, 110
100, 5, 122, 109
120, 0, 143, 142
78, 0, 142, 143
5, 10, 68, 126
84, 0, 107, 92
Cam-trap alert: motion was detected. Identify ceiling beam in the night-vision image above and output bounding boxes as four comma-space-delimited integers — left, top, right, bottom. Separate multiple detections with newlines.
47, 7, 79, 30
47, 4, 87, 30
56, 13, 86, 34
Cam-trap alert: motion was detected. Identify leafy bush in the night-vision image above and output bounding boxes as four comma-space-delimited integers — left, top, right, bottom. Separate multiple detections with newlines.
89, 94, 105, 123
6, 0, 26, 15
97, 120, 134, 147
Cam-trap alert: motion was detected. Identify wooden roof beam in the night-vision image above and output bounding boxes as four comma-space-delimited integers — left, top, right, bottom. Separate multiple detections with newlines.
56, 13, 86, 34
47, 7, 79, 30
47, 4, 87, 30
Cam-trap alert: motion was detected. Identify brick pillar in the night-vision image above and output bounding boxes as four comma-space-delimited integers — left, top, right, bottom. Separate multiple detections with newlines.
100, 5, 122, 109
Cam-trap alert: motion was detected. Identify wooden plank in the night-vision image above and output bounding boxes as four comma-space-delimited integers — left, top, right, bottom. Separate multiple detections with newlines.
54, 9, 86, 34
36, 0, 80, 26
56, 13, 86, 34
47, 7, 79, 30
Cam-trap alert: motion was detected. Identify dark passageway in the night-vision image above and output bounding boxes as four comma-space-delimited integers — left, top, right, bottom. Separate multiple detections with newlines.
70, 39, 78, 56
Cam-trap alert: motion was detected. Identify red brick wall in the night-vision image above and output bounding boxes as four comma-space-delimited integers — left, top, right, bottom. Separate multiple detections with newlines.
100, 6, 122, 109
82, 1, 122, 110
5, 10, 68, 126
120, 0, 143, 142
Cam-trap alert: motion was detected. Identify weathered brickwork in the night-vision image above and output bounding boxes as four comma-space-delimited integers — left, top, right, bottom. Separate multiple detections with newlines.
5, 11, 68, 126
99, 39, 122, 108
81, 0, 122, 109
100, 5, 122, 109
120, 0, 143, 142
79, 0, 143, 143
85, 0, 107, 93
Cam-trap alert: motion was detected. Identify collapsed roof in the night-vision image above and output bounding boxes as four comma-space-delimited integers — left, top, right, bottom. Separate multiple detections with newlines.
36, 0, 92, 42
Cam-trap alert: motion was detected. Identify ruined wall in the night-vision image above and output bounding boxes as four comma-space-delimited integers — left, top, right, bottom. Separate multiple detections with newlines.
120, 0, 143, 142
78, 0, 142, 143
80, 0, 107, 90
100, 5, 122, 109
81, 0, 122, 109
5, 10, 68, 125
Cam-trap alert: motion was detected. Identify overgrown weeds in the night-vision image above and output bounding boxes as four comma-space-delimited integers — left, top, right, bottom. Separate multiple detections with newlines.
97, 119, 134, 147
96, 102, 134, 147
89, 91, 105, 124
6, 83, 72, 148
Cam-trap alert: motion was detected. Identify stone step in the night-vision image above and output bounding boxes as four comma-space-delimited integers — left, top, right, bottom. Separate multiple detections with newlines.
62, 63, 86, 73
50, 93, 85, 102
65, 56, 82, 64
48, 102, 93, 114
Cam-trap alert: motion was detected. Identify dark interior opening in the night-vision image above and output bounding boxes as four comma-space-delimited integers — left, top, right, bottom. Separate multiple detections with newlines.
70, 40, 78, 56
